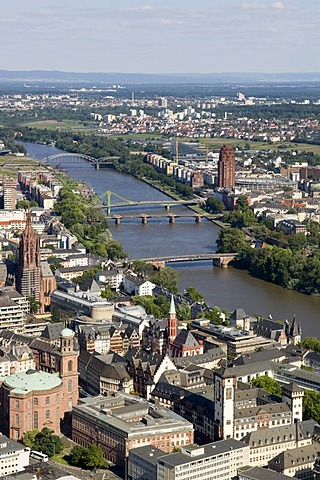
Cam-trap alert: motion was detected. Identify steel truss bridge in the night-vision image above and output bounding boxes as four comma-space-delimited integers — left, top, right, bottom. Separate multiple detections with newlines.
41, 153, 120, 169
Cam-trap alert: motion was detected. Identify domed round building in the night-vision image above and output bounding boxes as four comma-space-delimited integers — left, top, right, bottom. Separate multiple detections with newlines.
0, 327, 79, 441
0, 370, 63, 440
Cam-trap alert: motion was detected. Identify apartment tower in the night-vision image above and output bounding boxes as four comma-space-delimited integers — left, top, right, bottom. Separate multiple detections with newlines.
217, 145, 236, 189
3, 177, 17, 209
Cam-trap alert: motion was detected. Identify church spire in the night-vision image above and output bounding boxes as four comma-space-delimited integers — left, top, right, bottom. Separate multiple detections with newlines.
169, 294, 176, 317
168, 295, 177, 344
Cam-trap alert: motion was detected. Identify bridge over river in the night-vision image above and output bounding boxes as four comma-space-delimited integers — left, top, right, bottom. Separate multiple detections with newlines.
108, 212, 221, 224
138, 253, 237, 268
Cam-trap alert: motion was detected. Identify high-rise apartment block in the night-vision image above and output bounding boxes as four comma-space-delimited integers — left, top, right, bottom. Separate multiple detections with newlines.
217, 145, 236, 189
2, 177, 17, 210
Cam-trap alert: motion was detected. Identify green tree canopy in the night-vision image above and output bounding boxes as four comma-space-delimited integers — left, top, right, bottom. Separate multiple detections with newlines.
301, 337, 320, 352
303, 389, 320, 424
151, 267, 179, 293
69, 444, 109, 470
251, 375, 281, 397
25, 428, 64, 457
184, 286, 205, 304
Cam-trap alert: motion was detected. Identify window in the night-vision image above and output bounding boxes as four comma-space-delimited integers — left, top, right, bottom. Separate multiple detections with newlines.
46, 396, 50, 405
15, 400, 19, 408
15, 414, 19, 426
34, 398, 38, 406
34, 411, 38, 429
68, 360, 73, 372
46, 410, 50, 420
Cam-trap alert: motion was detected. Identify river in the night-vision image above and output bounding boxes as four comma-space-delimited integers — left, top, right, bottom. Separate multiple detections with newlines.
21, 141, 320, 338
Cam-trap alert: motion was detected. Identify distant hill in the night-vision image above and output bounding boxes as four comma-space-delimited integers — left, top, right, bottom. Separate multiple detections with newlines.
1, 70, 320, 84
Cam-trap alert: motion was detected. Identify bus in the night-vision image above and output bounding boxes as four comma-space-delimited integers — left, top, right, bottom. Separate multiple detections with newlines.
30, 450, 49, 462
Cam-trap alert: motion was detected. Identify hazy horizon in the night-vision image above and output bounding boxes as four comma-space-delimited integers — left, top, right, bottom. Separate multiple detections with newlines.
1, 1, 319, 74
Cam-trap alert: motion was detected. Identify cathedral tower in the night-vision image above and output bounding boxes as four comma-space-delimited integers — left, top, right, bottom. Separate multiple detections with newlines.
16, 213, 41, 301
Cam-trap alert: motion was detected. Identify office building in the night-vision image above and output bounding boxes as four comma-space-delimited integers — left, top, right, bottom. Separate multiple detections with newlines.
128, 439, 250, 480
72, 393, 194, 466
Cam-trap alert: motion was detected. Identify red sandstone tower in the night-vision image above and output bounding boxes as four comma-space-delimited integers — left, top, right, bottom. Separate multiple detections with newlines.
168, 295, 177, 344
16, 213, 41, 301
217, 145, 236, 189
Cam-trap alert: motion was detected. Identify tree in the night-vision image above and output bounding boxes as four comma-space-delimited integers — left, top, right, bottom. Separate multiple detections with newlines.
185, 286, 205, 304
106, 240, 127, 261
177, 303, 191, 321
26, 428, 64, 457
101, 286, 115, 300
22, 429, 39, 448
131, 259, 153, 278
301, 337, 320, 352
200, 306, 225, 325
69, 445, 89, 468
69, 444, 109, 470
204, 197, 225, 214
289, 233, 307, 252
303, 390, 320, 423
28, 297, 42, 314
151, 267, 179, 293
85, 444, 109, 470
216, 227, 248, 254
251, 375, 281, 396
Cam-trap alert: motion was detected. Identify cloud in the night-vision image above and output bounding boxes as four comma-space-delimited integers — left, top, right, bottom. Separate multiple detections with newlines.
242, 1, 286, 11
271, 2, 285, 9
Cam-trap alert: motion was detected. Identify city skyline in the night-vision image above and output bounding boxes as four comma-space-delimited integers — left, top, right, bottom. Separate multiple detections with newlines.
1, 1, 319, 74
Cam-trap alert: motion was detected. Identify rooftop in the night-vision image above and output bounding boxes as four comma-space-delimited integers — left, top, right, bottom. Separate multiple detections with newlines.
3, 369, 61, 394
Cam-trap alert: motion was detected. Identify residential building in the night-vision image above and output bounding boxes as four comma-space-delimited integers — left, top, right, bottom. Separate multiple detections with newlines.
238, 466, 293, 480
217, 145, 236, 189
0, 290, 28, 333
3, 177, 17, 210
242, 419, 317, 467
268, 443, 320, 479
78, 350, 132, 395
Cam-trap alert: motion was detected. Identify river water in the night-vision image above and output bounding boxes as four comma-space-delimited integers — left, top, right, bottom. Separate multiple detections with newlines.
21, 142, 320, 337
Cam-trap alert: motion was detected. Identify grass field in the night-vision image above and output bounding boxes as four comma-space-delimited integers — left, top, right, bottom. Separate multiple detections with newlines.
20, 119, 96, 132
108, 133, 320, 154
198, 137, 320, 154
0, 154, 48, 178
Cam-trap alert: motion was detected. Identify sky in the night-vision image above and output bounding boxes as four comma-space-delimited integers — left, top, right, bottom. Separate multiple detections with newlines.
1, 0, 319, 73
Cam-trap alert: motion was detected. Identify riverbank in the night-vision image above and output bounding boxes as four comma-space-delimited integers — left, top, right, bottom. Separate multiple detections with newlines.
19, 140, 320, 337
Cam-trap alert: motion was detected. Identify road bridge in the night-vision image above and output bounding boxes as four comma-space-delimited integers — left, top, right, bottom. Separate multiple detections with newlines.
138, 253, 238, 268
41, 153, 120, 169
108, 213, 213, 224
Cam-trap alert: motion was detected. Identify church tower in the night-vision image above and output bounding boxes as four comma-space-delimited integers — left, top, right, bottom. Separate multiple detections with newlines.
55, 328, 79, 413
168, 295, 177, 344
16, 213, 41, 301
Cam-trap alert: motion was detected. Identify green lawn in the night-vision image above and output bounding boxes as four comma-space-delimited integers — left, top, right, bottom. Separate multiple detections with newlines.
0, 154, 48, 178
20, 119, 96, 132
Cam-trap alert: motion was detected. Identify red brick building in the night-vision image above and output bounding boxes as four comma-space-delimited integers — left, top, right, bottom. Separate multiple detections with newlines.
217, 145, 236, 189
168, 296, 203, 358
0, 327, 79, 440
